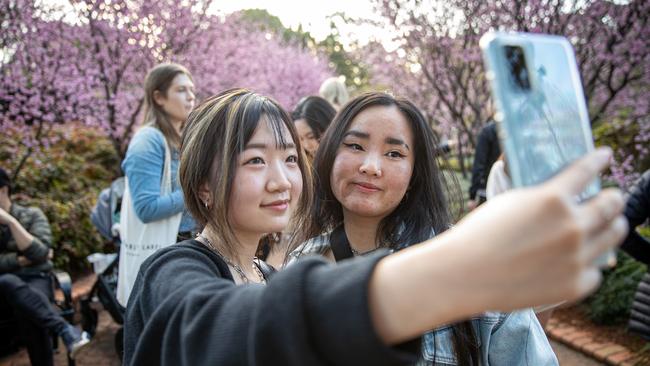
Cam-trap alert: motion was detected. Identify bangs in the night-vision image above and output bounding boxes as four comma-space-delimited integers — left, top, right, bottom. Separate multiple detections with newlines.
236, 94, 294, 152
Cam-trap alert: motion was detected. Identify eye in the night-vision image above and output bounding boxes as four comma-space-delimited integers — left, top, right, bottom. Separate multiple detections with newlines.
286, 155, 298, 163
245, 157, 265, 165
342, 142, 363, 151
386, 151, 405, 158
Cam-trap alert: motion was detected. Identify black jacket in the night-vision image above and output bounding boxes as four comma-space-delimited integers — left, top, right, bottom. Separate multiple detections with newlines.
124, 240, 419, 365
469, 122, 501, 200
621, 170, 650, 264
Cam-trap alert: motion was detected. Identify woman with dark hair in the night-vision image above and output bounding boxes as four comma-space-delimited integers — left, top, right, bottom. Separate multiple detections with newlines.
292, 92, 557, 365
117, 63, 197, 305
292, 96, 336, 159
123, 88, 626, 366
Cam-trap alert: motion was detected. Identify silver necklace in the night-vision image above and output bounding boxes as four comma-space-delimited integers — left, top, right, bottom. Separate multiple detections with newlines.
350, 246, 381, 256
198, 234, 265, 284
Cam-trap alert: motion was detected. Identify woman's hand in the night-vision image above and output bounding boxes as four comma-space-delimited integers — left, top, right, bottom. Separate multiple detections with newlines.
369, 148, 628, 345
453, 147, 626, 309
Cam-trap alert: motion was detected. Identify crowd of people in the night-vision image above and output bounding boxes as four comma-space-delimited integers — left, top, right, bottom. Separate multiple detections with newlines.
1, 62, 646, 366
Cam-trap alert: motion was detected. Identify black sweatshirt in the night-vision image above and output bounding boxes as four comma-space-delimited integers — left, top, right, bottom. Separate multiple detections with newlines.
123, 239, 420, 365
469, 122, 501, 201
621, 170, 650, 265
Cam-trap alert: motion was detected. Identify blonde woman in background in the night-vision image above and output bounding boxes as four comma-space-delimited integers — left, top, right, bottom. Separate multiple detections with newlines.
319, 76, 350, 111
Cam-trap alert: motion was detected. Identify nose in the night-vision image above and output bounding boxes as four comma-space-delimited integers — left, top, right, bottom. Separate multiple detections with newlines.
188, 89, 195, 102
266, 161, 292, 193
359, 153, 382, 177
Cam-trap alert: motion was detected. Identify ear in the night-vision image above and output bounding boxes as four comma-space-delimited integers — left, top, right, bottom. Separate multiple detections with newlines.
198, 183, 212, 207
153, 90, 166, 107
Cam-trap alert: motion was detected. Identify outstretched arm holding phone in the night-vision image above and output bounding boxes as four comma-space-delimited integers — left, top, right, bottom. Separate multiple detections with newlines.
370, 148, 626, 344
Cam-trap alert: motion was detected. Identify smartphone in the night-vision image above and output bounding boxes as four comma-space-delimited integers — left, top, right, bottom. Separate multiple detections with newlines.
480, 31, 615, 267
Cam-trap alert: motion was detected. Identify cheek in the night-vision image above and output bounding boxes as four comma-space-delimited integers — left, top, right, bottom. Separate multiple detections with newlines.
330, 155, 350, 198
289, 169, 303, 200
387, 164, 414, 198
228, 172, 257, 209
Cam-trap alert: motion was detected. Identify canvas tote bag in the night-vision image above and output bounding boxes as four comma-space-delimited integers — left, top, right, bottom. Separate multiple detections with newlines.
117, 138, 182, 306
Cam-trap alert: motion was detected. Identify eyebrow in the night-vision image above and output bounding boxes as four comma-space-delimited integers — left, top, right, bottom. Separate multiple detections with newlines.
343, 130, 410, 151
244, 142, 296, 150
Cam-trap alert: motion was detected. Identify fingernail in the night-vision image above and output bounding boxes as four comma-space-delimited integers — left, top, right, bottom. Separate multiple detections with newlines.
595, 147, 612, 162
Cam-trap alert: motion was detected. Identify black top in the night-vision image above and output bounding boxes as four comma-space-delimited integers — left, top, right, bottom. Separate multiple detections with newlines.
621, 170, 650, 265
469, 122, 501, 200
123, 239, 420, 365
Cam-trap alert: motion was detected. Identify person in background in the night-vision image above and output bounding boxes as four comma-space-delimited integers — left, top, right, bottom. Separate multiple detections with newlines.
468, 121, 501, 210
292, 96, 336, 160
0, 168, 90, 364
621, 169, 650, 264
117, 63, 197, 305
620, 169, 650, 339
319, 76, 350, 111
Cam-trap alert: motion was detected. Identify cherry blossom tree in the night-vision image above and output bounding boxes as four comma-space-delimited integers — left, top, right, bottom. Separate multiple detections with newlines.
364, 0, 649, 180
1, 0, 331, 179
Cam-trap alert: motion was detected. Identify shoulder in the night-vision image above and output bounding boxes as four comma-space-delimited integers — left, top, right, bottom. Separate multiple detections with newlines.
126, 127, 165, 153
133, 125, 164, 141
11, 204, 47, 224
288, 233, 331, 262
140, 240, 228, 279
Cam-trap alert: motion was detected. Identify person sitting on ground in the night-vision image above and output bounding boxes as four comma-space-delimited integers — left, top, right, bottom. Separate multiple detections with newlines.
0, 168, 90, 364
319, 76, 350, 111
124, 88, 626, 366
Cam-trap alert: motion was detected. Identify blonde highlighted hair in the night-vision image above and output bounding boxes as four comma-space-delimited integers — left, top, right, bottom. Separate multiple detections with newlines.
179, 88, 313, 259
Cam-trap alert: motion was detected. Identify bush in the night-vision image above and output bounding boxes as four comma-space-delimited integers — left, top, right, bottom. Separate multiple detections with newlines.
585, 251, 647, 325
1, 125, 121, 275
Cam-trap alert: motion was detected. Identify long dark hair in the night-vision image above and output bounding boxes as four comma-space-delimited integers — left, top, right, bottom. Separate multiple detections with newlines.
301, 91, 478, 365
291, 96, 336, 139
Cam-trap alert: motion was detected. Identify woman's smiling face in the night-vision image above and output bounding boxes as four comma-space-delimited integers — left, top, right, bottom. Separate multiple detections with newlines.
228, 116, 303, 238
330, 105, 415, 221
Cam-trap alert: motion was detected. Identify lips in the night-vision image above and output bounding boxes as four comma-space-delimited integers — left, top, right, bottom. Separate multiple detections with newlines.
260, 199, 290, 211
353, 181, 381, 193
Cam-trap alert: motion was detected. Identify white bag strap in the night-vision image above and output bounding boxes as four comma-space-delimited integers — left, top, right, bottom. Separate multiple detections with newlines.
161, 137, 173, 195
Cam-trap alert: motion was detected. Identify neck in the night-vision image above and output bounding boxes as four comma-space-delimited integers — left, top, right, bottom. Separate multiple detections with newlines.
342, 212, 381, 253
0, 196, 10, 212
200, 227, 261, 280
171, 119, 183, 135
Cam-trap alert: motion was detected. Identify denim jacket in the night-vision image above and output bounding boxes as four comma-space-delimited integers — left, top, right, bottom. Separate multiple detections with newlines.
122, 126, 195, 232
290, 232, 559, 366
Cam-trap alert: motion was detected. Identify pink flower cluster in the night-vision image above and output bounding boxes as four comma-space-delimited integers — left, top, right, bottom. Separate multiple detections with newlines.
1, 0, 331, 175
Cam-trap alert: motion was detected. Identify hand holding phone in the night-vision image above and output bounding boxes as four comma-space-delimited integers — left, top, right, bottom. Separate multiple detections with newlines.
480, 31, 615, 267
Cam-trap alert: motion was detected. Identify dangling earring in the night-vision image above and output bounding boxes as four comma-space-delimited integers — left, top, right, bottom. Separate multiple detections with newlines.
204, 200, 210, 209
